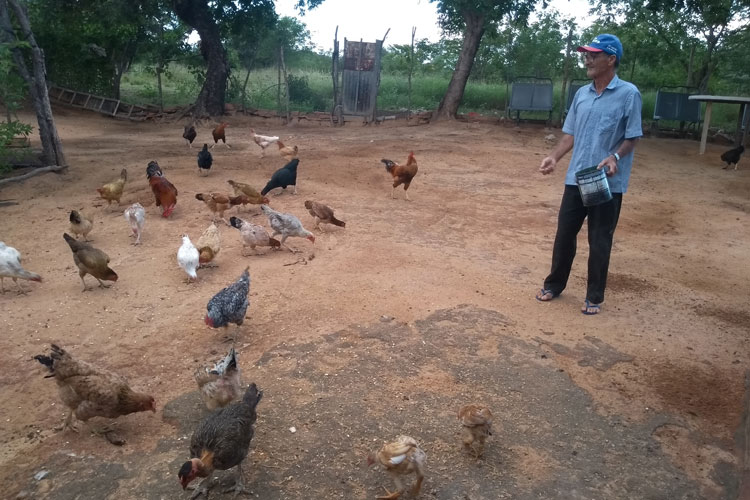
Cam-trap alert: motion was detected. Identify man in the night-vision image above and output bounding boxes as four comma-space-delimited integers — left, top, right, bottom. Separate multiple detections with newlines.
536, 34, 642, 315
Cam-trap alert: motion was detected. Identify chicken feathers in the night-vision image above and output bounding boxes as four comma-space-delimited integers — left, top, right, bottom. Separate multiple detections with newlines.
177, 235, 200, 282
261, 204, 314, 252
260, 159, 299, 196
458, 404, 493, 458
194, 348, 242, 410
69, 210, 94, 241
63, 233, 117, 291
197, 144, 213, 176
196, 222, 221, 266
205, 267, 250, 341
0, 241, 42, 293
304, 200, 345, 229
381, 152, 418, 200
229, 216, 281, 254
123, 203, 145, 245
96, 168, 127, 208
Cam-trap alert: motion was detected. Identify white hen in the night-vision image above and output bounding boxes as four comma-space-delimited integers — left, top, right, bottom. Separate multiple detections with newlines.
0, 242, 42, 293
250, 128, 279, 157
260, 205, 315, 252
123, 203, 145, 245
177, 235, 199, 282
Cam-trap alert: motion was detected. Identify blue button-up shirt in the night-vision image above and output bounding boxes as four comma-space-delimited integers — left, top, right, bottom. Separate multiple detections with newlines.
563, 75, 642, 193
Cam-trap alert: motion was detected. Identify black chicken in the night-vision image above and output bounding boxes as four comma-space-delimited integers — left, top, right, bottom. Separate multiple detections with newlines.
183, 123, 197, 148
260, 159, 299, 196
197, 144, 213, 176
178, 383, 263, 497
146, 160, 163, 179
205, 267, 250, 342
721, 144, 745, 170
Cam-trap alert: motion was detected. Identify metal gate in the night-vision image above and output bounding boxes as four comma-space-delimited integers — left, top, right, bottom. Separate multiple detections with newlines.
341, 39, 383, 121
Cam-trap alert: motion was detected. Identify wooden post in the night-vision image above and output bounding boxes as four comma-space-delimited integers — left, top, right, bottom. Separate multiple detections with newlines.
408, 27, 415, 122
279, 45, 290, 124
559, 26, 573, 124
699, 100, 712, 155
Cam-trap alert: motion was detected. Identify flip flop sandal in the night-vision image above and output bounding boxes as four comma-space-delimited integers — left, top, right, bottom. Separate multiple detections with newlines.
536, 288, 557, 302
581, 299, 601, 315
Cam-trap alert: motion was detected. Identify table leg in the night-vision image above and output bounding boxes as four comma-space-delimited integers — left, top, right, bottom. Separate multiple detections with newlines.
735, 103, 746, 146
699, 101, 712, 155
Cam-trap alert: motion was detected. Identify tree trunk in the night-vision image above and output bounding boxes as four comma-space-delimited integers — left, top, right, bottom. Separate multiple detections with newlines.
1, 0, 66, 167
432, 11, 485, 121
173, 0, 229, 118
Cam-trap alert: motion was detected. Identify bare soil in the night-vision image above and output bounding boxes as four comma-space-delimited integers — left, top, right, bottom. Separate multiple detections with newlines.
0, 107, 748, 500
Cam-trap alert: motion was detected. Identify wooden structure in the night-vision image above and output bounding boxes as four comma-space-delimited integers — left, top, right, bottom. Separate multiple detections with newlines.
688, 95, 750, 154
332, 37, 385, 125
47, 84, 160, 121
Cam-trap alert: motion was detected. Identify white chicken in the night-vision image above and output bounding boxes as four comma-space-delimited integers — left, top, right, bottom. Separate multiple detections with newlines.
0, 242, 42, 293
229, 216, 281, 255
194, 347, 242, 410
250, 128, 279, 157
177, 235, 200, 282
260, 204, 315, 252
123, 203, 145, 245
368, 435, 426, 500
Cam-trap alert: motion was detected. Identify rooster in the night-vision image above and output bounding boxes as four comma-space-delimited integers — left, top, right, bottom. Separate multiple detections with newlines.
250, 128, 279, 157
146, 161, 178, 218
34, 344, 155, 440
276, 139, 298, 160
197, 144, 213, 176
211, 122, 230, 149
96, 168, 127, 209
381, 152, 418, 200
721, 144, 744, 170
304, 200, 345, 230
194, 347, 242, 410
123, 203, 145, 245
458, 404, 493, 458
196, 222, 221, 267
261, 159, 299, 196
368, 435, 426, 500
0, 241, 42, 293
177, 235, 200, 282
69, 210, 94, 241
178, 383, 262, 497
205, 267, 250, 342
229, 216, 281, 255
63, 233, 118, 291
261, 204, 315, 252
183, 123, 197, 148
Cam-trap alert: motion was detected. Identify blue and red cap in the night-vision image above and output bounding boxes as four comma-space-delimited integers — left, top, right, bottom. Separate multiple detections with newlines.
577, 34, 623, 62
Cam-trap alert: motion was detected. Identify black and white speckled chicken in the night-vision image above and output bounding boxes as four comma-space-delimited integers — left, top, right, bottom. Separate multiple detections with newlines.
205, 267, 250, 342
195, 347, 242, 410
178, 383, 262, 497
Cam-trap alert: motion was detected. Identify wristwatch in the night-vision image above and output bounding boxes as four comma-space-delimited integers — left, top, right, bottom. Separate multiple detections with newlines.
612, 152, 621, 162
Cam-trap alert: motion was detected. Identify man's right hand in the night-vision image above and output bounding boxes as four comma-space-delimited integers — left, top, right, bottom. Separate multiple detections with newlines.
539, 156, 556, 175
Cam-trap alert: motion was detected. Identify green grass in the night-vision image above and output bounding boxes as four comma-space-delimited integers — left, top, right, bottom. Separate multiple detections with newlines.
120, 63, 742, 132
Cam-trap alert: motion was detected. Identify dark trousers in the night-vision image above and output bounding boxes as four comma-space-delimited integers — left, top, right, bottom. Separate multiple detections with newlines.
543, 185, 623, 304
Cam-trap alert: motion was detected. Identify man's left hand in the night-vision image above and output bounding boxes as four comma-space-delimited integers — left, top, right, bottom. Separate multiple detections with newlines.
597, 155, 618, 177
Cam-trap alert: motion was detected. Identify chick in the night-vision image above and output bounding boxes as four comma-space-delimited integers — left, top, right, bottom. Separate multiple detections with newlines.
96, 168, 127, 208
458, 404, 493, 458
123, 203, 145, 245
196, 222, 221, 267
63, 233, 118, 291
194, 347, 242, 410
69, 210, 94, 241
368, 435, 426, 500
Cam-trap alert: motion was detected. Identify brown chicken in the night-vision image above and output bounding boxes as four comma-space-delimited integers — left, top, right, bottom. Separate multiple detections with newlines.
458, 404, 493, 458
196, 221, 221, 266
63, 233, 118, 291
146, 161, 178, 218
194, 347, 242, 410
33, 344, 155, 439
381, 152, 418, 200
304, 200, 345, 230
195, 192, 231, 222
211, 122, 230, 149
368, 435, 426, 500
96, 168, 127, 208
276, 140, 298, 160
183, 123, 197, 148
178, 383, 262, 497
227, 180, 270, 207
69, 210, 94, 241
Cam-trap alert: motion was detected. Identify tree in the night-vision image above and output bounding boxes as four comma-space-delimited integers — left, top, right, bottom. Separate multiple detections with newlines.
430, 0, 537, 120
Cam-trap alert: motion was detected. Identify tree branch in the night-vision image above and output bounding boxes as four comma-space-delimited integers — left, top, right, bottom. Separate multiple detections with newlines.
0, 165, 67, 187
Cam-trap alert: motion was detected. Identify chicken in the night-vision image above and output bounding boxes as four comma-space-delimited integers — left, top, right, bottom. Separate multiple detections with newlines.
260, 159, 299, 196
229, 216, 281, 255
205, 266, 250, 342
211, 122, 230, 149
63, 233, 118, 291
196, 222, 221, 267
276, 139, 298, 161
381, 152, 418, 200
147, 161, 178, 218
123, 203, 145, 245
458, 404, 493, 458
250, 128, 279, 157
197, 144, 213, 176
304, 200, 346, 230
0, 241, 42, 293
721, 144, 745, 170
96, 168, 127, 208
178, 383, 262, 497
177, 235, 200, 282
261, 204, 315, 252
227, 180, 270, 206
195, 192, 231, 222
183, 123, 197, 148
69, 210, 94, 241
228, 195, 252, 213
194, 347, 242, 410
33, 344, 155, 438
368, 435, 426, 500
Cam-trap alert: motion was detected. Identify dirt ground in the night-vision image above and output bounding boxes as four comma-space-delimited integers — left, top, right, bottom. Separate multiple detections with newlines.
0, 107, 748, 500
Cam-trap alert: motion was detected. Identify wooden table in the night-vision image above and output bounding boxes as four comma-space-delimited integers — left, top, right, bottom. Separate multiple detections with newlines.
688, 95, 750, 154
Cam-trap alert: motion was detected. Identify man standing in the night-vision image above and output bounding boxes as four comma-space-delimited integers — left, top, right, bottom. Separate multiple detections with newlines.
536, 34, 642, 315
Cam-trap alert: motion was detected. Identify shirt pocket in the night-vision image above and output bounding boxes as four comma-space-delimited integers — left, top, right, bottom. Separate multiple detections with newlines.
599, 108, 623, 134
